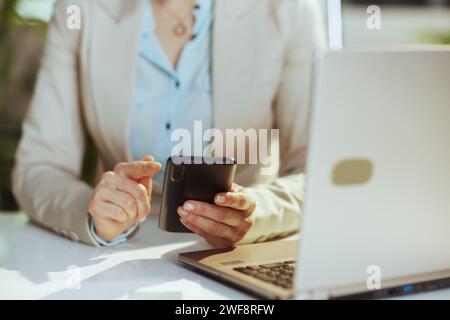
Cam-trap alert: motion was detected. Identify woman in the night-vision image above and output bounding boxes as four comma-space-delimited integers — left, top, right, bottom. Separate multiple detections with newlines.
12, 0, 325, 247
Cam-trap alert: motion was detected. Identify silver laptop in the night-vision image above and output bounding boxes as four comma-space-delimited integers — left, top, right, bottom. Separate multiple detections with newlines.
178, 48, 450, 299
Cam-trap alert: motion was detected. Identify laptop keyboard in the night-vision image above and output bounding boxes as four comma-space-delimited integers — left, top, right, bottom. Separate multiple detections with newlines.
233, 260, 296, 289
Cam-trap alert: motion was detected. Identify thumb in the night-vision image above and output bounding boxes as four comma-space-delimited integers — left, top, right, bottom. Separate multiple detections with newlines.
231, 183, 244, 193
138, 176, 153, 195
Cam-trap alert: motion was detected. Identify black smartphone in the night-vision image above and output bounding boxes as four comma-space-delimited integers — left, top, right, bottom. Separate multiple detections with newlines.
159, 156, 237, 233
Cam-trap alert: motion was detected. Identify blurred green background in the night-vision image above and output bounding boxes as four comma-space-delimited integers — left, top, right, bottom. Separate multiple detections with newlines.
0, 0, 97, 211
0, 0, 45, 211
0, 0, 449, 211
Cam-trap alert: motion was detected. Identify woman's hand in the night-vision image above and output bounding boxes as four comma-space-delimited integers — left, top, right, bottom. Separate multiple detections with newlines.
88, 156, 161, 242
177, 183, 256, 248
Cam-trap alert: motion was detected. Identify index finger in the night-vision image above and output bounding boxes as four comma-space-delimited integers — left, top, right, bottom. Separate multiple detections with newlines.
114, 161, 161, 180
179, 201, 246, 227
214, 192, 255, 214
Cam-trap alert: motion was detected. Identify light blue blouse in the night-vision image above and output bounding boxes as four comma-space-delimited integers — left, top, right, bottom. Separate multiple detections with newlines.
129, 0, 213, 182
90, 0, 213, 246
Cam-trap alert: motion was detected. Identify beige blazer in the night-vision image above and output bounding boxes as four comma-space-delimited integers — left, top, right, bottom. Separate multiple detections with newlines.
12, 0, 326, 246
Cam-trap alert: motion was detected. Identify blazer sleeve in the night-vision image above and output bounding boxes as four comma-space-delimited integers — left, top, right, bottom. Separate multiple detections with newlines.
239, 0, 327, 244
12, 1, 98, 246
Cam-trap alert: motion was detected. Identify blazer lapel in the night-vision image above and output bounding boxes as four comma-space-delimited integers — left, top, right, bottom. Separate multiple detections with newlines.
89, 0, 145, 162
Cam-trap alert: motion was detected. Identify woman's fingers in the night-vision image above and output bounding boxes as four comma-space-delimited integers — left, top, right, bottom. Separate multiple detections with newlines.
101, 172, 150, 221
177, 185, 257, 247
180, 218, 234, 248
230, 183, 244, 193
178, 209, 247, 244
139, 156, 156, 194
89, 201, 128, 222
138, 176, 153, 198
97, 187, 138, 220
214, 192, 256, 214
179, 201, 245, 227
88, 156, 158, 242
114, 160, 161, 181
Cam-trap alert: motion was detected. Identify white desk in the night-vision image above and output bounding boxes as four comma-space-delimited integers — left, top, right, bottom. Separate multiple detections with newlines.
0, 212, 251, 300
1, 212, 449, 300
